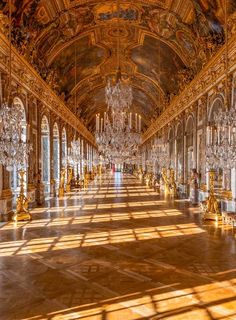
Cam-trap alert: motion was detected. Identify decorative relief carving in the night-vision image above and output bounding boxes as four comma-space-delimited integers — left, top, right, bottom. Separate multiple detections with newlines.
0, 32, 95, 146
142, 32, 236, 143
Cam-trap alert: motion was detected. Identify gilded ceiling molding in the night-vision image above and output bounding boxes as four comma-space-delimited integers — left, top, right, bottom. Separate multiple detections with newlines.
142, 33, 236, 143
0, 32, 96, 146
63, 0, 168, 8
134, 72, 166, 99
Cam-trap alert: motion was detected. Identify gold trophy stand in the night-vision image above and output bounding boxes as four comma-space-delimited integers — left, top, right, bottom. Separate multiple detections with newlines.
12, 170, 32, 222
202, 170, 222, 221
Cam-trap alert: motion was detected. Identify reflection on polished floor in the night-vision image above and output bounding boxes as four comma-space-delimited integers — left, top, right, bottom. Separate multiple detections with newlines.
0, 174, 236, 320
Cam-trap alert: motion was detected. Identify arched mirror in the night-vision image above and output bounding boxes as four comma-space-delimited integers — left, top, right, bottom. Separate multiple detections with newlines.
41, 115, 50, 193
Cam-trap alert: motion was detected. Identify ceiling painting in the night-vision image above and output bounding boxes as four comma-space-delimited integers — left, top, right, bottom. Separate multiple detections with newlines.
0, 0, 236, 134
131, 35, 185, 96
50, 36, 106, 97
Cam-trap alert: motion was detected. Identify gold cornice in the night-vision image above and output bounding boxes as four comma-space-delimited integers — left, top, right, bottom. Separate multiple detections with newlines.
0, 32, 96, 146
63, 0, 168, 8
142, 32, 236, 143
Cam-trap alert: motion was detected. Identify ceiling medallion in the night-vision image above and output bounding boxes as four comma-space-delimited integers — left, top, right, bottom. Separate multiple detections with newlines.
108, 27, 129, 38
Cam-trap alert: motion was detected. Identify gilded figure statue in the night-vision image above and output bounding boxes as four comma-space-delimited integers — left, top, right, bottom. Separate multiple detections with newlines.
201, 170, 222, 221
161, 168, 170, 194
12, 170, 31, 222
169, 169, 178, 197
58, 168, 66, 197
66, 167, 73, 193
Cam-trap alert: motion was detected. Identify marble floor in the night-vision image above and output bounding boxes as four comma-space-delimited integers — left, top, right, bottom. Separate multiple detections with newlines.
0, 173, 236, 320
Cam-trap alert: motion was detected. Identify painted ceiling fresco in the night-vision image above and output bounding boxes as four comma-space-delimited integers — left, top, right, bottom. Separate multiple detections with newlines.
50, 36, 105, 96
131, 36, 185, 96
0, 0, 236, 132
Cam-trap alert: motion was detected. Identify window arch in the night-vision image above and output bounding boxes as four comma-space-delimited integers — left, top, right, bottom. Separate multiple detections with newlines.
176, 123, 183, 183
62, 127, 67, 167
168, 127, 174, 168
208, 96, 224, 123
185, 116, 194, 189
41, 115, 50, 192
53, 123, 60, 183
208, 97, 228, 189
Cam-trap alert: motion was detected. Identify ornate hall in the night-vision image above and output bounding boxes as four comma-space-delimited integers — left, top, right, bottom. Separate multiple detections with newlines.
0, 0, 236, 319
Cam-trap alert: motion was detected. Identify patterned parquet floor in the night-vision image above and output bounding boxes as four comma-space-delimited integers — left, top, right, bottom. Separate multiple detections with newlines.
0, 173, 236, 320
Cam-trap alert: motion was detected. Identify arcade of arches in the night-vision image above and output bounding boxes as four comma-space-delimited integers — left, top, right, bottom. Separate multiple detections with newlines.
1, 1, 236, 319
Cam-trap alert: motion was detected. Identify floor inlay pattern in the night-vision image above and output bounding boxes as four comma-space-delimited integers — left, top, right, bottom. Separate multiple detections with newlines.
0, 173, 236, 320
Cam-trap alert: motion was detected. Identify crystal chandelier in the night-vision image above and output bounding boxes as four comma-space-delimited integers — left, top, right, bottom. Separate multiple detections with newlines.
205, 2, 236, 171
96, 0, 141, 162
150, 137, 169, 170
105, 0, 133, 112
67, 139, 80, 166
206, 106, 236, 169
105, 69, 133, 112
0, 102, 31, 171
95, 110, 141, 163
0, 1, 31, 172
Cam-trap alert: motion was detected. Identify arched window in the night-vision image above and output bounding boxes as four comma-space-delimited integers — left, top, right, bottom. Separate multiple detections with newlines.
53, 123, 60, 183
10, 97, 27, 194
176, 123, 183, 183
208, 97, 227, 189
185, 117, 194, 186
208, 97, 223, 124
41, 115, 50, 193
168, 128, 174, 168
62, 127, 67, 167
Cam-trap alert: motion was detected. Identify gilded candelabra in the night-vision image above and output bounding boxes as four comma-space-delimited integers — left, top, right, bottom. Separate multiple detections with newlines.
202, 170, 222, 221
58, 168, 65, 197
12, 170, 31, 222
98, 164, 102, 176
66, 167, 73, 192
169, 169, 178, 197
161, 168, 170, 194
83, 166, 90, 189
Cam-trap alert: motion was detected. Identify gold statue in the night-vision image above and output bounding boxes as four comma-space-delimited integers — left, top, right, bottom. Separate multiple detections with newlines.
66, 167, 73, 193
98, 164, 102, 176
202, 170, 222, 221
12, 170, 32, 222
58, 168, 66, 197
161, 168, 170, 194
169, 169, 178, 197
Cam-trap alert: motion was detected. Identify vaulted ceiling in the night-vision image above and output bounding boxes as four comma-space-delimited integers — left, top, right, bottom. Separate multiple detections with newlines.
1, 0, 236, 132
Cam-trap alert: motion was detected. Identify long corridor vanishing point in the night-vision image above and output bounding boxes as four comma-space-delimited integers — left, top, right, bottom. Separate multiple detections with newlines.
0, 173, 236, 320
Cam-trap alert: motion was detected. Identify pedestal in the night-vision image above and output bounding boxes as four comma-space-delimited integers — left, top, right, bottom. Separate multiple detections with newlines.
50, 181, 56, 197
36, 183, 45, 205
190, 186, 199, 205
58, 187, 64, 197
